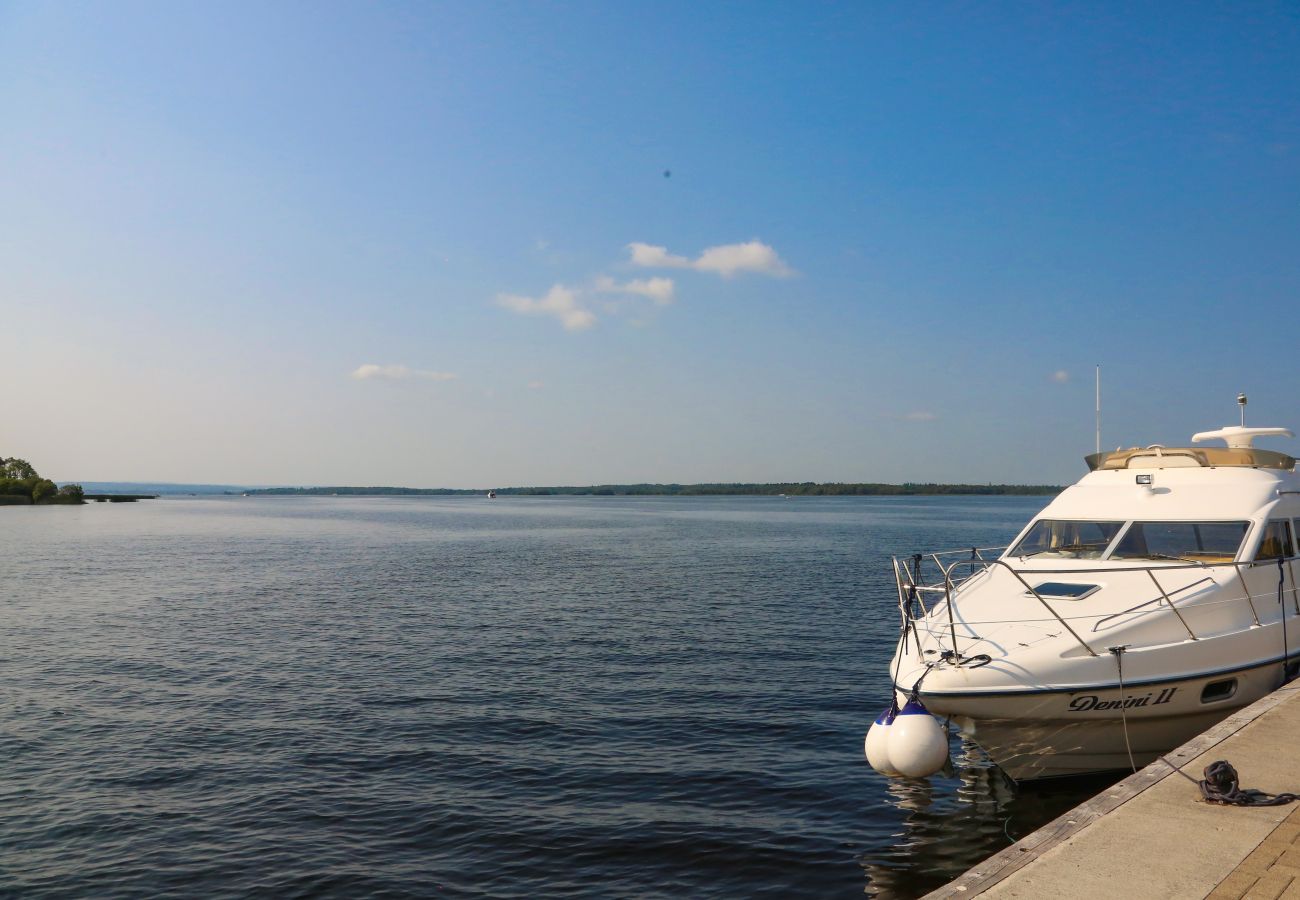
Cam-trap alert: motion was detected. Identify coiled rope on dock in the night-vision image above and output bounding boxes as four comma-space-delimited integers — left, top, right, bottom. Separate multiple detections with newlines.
1160, 755, 1298, 806
1198, 760, 1298, 807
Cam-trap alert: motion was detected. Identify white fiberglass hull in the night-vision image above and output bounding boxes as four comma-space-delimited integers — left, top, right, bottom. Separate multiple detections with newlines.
907, 660, 1285, 780
888, 539, 1300, 780
878, 419, 1300, 781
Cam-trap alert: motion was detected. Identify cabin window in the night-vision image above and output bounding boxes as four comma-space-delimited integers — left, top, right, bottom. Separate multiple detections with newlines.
1109, 521, 1249, 563
1255, 520, 1294, 561
1010, 520, 1123, 559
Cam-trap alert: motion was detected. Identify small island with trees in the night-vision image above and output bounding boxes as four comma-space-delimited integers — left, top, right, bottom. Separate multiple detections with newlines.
0, 458, 84, 505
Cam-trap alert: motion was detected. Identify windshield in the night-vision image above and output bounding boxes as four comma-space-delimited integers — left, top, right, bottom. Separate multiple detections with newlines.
1109, 521, 1249, 562
1010, 520, 1124, 559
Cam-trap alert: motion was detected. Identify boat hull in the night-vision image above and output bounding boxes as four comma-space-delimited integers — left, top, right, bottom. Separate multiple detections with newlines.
911, 661, 1285, 780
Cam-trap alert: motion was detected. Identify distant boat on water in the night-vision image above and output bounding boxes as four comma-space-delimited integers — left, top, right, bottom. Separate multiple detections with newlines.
487, 490, 497, 499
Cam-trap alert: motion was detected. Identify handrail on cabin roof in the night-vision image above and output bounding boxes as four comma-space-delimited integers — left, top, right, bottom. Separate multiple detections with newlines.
1084, 446, 1296, 472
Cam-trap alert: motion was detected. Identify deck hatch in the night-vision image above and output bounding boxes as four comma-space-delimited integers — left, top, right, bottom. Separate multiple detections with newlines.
1029, 582, 1100, 600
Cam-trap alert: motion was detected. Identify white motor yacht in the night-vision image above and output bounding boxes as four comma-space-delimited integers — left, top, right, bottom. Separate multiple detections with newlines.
888, 420, 1300, 781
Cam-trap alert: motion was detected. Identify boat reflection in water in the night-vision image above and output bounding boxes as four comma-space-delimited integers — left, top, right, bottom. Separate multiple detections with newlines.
860, 736, 1119, 898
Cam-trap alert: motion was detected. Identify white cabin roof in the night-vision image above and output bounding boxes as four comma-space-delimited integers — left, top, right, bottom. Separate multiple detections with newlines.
1044, 466, 1291, 521
1054, 423, 1299, 522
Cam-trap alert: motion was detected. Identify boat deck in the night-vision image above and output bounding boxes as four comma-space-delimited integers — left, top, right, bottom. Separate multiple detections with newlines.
925, 678, 1300, 899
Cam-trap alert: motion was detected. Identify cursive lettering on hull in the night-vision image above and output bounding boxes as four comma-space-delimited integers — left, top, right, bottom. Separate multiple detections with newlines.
1067, 687, 1178, 713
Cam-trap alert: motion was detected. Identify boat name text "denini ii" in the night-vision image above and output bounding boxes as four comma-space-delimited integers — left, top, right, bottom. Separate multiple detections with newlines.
1067, 687, 1178, 712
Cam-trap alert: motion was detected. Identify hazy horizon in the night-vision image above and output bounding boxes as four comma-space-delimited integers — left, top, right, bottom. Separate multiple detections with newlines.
65, 478, 1065, 490
5, 3, 1298, 488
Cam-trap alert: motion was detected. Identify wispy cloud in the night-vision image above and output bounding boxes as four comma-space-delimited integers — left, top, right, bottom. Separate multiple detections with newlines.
1051, 370, 1070, 383
351, 364, 458, 382
498, 276, 674, 331
594, 275, 676, 306
627, 240, 794, 278
627, 243, 689, 269
497, 237, 785, 331
496, 285, 596, 331
527, 380, 544, 390
904, 411, 937, 421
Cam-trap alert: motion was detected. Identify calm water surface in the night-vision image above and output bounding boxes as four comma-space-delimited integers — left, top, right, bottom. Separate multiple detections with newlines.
2, 495, 1116, 898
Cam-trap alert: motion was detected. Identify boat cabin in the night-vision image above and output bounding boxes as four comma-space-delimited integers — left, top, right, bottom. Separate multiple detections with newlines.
1009, 425, 1299, 566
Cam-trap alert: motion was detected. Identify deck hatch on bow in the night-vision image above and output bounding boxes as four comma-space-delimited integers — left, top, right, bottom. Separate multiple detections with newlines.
1028, 582, 1101, 600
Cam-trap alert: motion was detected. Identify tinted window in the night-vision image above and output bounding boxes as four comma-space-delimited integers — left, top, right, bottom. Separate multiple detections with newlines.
1110, 522, 1249, 562
1256, 520, 1294, 561
1011, 520, 1124, 559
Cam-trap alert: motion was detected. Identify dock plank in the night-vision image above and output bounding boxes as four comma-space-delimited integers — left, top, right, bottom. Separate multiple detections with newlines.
925, 682, 1300, 899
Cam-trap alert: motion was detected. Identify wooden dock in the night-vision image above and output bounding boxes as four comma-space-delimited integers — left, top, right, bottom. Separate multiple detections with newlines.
926, 680, 1300, 899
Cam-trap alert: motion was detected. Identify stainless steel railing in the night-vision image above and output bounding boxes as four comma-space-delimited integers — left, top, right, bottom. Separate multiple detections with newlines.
892, 549, 1299, 660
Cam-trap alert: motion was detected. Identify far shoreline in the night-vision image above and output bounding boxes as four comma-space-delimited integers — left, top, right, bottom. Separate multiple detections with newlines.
238, 482, 1062, 498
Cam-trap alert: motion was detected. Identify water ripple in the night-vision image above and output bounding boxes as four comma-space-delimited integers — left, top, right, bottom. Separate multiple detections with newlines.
0, 495, 1107, 898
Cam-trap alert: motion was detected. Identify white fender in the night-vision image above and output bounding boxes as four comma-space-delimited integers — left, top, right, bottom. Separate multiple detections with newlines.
887, 698, 949, 778
864, 707, 902, 776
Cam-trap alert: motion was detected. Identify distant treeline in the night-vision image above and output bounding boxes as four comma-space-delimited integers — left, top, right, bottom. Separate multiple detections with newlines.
241, 482, 1061, 497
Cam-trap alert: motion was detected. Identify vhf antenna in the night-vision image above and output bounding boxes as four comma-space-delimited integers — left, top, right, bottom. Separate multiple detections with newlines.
1238, 393, 1247, 428
1095, 365, 1101, 454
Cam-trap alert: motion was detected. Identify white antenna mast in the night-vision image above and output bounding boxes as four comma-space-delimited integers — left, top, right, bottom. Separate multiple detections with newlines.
1095, 365, 1101, 454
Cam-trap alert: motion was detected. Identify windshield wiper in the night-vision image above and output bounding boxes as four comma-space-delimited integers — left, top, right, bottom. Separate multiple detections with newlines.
1139, 552, 1201, 563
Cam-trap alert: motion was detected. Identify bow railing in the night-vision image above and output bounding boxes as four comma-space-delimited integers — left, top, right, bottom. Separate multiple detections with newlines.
892, 549, 1300, 660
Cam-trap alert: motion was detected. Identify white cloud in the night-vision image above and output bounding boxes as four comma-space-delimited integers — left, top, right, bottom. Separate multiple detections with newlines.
498, 277, 675, 331
696, 241, 794, 277
624, 277, 675, 305
527, 380, 544, 390
594, 275, 676, 306
627, 240, 794, 278
351, 364, 458, 382
496, 284, 596, 331
1051, 370, 1070, 383
628, 243, 691, 269
904, 411, 937, 421
497, 238, 787, 332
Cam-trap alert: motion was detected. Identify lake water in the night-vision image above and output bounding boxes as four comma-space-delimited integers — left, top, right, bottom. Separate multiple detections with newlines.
2, 495, 1118, 898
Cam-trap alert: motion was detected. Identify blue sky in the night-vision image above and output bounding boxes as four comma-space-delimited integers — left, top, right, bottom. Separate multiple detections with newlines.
3, 2, 1298, 486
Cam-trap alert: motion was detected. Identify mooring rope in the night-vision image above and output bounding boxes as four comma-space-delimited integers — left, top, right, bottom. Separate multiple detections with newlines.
907, 663, 937, 702
1280, 558, 1293, 682
1108, 645, 1138, 773
1198, 760, 1299, 806
1159, 755, 1201, 785
1160, 753, 1298, 806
